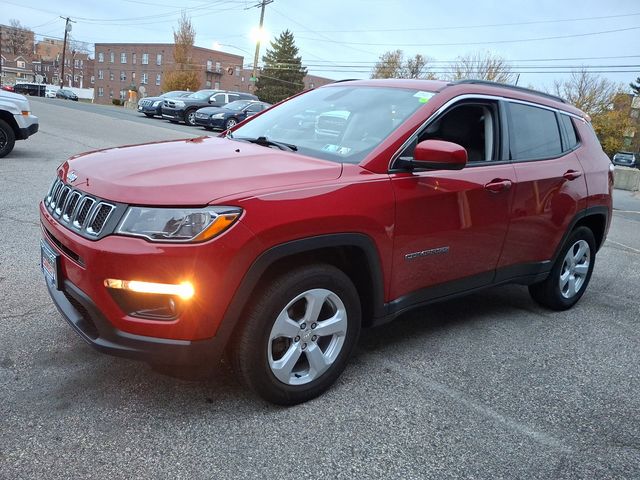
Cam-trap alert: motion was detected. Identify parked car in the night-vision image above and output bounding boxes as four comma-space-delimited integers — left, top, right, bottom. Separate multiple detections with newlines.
1, 85, 15, 92
161, 89, 258, 126
612, 151, 637, 168
45, 89, 57, 98
56, 89, 78, 101
0, 89, 39, 157
194, 100, 271, 130
137, 90, 191, 117
40, 79, 612, 405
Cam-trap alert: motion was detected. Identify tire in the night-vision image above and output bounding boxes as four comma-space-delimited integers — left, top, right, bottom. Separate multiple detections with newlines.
0, 119, 16, 158
225, 118, 237, 130
231, 264, 361, 405
528, 226, 596, 310
184, 109, 197, 126
203, 126, 213, 131
144, 113, 154, 118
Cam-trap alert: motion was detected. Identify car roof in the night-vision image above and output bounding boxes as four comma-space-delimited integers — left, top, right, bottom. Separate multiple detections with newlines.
322, 78, 585, 118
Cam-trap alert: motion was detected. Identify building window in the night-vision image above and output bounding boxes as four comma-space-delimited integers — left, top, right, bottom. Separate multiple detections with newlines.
235, 66, 240, 76
91, 75, 95, 84
205, 80, 211, 88
98, 52, 104, 63
207, 60, 212, 71
215, 61, 221, 73
109, 89, 113, 98
141, 72, 148, 85
98, 87, 104, 97
156, 73, 161, 86
132, 72, 136, 80
120, 52, 127, 64
214, 81, 220, 89
132, 53, 137, 64
142, 53, 149, 65
120, 89, 126, 100
109, 52, 114, 63
17, 60, 25, 68
120, 71, 126, 81
156, 53, 162, 65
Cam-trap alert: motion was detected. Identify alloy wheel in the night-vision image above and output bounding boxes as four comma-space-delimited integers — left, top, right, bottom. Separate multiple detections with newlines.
267, 288, 348, 386
559, 239, 590, 299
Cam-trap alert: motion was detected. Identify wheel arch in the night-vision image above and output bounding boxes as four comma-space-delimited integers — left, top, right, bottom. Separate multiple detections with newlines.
553, 206, 609, 262
217, 233, 386, 353
0, 110, 19, 136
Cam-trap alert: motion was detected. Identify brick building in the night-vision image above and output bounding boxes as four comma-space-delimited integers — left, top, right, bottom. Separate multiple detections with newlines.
93, 43, 244, 104
237, 69, 334, 94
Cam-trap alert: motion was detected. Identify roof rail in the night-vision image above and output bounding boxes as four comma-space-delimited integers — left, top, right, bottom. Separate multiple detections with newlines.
451, 79, 566, 104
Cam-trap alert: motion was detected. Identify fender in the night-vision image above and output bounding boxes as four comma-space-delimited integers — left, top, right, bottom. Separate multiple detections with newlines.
214, 233, 386, 352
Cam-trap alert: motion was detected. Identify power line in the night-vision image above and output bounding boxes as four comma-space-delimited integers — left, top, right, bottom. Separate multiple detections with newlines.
295, 26, 640, 47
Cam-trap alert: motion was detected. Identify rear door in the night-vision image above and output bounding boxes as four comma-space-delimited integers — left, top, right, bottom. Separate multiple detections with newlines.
496, 101, 588, 279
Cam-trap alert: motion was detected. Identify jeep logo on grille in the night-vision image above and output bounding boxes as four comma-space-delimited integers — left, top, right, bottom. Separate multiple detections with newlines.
66, 171, 78, 183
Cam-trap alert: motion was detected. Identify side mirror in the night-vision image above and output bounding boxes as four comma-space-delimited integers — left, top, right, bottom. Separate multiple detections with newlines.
411, 139, 467, 170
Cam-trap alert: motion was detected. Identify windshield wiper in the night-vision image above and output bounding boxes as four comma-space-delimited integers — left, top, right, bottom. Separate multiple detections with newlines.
235, 136, 298, 151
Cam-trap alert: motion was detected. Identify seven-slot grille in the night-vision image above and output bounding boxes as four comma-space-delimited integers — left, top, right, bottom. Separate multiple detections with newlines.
45, 178, 115, 237
139, 99, 154, 107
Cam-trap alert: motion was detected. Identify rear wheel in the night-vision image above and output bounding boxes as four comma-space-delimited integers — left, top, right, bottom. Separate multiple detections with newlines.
0, 119, 16, 158
225, 118, 237, 130
529, 226, 596, 310
231, 264, 361, 405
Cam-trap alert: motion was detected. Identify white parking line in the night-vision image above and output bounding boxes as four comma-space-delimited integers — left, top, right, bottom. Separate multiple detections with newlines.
606, 240, 640, 254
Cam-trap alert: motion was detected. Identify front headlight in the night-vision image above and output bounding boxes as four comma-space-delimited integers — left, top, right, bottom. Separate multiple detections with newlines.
211, 113, 226, 119
116, 206, 242, 242
152, 100, 161, 107
173, 100, 185, 107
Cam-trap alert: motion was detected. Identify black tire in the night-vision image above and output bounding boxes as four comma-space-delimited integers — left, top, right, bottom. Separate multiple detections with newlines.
224, 117, 238, 130
184, 109, 197, 126
144, 113, 154, 118
204, 126, 213, 131
0, 118, 16, 158
231, 264, 361, 405
529, 226, 596, 310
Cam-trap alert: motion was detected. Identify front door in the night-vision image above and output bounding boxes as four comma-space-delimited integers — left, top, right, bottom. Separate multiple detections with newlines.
389, 100, 515, 304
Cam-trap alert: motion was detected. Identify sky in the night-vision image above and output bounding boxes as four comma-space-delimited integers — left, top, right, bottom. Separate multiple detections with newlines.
1, 0, 638, 90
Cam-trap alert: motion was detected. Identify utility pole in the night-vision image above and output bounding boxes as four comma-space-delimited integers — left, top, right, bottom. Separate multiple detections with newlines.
59, 16, 75, 87
250, 0, 273, 88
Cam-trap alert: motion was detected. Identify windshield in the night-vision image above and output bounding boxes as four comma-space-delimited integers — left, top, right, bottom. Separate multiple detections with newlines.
161, 91, 187, 98
230, 86, 433, 163
225, 100, 252, 111
616, 153, 634, 159
188, 90, 215, 100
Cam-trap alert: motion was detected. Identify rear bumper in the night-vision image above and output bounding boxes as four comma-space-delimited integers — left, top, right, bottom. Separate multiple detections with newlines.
47, 277, 223, 366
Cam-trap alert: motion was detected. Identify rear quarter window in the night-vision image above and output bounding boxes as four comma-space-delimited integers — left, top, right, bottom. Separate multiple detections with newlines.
508, 102, 562, 160
559, 114, 579, 150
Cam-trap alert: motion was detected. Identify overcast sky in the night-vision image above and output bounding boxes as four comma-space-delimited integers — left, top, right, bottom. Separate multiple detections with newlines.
1, 0, 638, 90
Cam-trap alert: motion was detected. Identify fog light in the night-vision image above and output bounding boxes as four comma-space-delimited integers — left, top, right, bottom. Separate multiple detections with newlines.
104, 279, 195, 300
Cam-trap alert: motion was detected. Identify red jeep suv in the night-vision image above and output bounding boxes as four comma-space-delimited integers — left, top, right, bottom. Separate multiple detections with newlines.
40, 79, 612, 404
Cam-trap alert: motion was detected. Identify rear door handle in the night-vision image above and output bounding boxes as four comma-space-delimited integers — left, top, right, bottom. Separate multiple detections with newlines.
484, 178, 512, 193
563, 170, 583, 181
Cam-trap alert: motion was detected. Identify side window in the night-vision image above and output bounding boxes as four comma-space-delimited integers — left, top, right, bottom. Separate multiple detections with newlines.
246, 104, 261, 113
400, 102, 499, 163
508, 103, 562, 160
228, 94, 240, 103
211, 93, 225, 104
559, 114, 578, 151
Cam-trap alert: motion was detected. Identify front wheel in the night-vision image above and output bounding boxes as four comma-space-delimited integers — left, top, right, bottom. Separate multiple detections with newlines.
224, 118, 237, 130
529, 226, 596, 310
184, 109, 197, 126
231, 264, 361, 405
0, 119, 16, 158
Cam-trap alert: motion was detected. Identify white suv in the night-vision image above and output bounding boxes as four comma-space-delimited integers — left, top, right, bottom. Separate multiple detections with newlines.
0, 89, 39, 158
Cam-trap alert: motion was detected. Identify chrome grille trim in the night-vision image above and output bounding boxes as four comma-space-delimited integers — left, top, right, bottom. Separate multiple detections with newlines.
44, 178, 116, 238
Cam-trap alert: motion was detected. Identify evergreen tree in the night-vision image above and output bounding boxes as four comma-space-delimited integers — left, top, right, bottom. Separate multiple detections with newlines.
255, 30, 307, 104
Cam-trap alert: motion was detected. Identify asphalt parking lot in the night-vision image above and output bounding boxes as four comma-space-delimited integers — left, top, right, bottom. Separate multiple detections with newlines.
1, 97, 639, 479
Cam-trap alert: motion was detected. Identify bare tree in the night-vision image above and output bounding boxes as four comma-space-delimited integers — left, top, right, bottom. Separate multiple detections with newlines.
69, 38, 91, 56
163, 12, 200, 92
446, 51, 515, 84
3, 19, 33, 56
371, 50, 435, 79
551, 68, 621, 116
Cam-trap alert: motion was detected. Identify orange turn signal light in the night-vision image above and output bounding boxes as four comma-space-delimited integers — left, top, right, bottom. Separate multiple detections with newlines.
104, 279, 195, 300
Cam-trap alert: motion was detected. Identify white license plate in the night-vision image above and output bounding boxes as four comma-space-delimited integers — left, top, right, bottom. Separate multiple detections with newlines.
41, 239, 59, 290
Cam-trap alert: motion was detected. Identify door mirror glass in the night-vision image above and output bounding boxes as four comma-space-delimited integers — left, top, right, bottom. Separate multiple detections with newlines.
411, 140, 467, 170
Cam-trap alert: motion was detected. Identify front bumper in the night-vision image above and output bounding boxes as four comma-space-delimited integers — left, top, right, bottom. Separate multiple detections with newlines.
47, 278, 223, 365
161, 107, 185, 121
15, 113, 39, 140
195, 116, 225, 129
138, 104, 160, 115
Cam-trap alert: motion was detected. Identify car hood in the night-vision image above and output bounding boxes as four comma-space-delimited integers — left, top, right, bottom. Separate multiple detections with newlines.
58, 136, 343, 205
197, 106, 228, 115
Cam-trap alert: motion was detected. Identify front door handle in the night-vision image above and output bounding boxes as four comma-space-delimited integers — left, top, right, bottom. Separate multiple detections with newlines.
563, 170, 583, 181
484, 178, 513, 193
